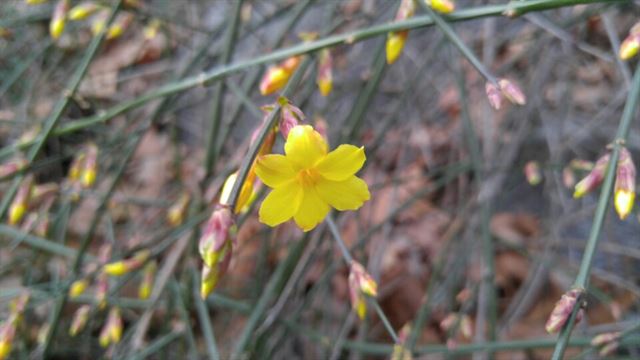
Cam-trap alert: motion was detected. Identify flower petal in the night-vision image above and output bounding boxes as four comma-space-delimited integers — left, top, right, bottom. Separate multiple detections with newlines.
293, 187, 329, 232
316, 145, 366, 181
316, 176, 370, 211
255, 154, 296, 188
284, 125, 327, 170
259, 181, 302, 227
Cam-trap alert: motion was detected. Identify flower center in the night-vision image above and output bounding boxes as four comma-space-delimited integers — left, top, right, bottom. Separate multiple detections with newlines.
297, 168, 321, 188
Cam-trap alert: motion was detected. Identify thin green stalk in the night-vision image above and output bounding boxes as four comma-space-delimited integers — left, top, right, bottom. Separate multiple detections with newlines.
0, 1, 122, 220
325, 214, 399, 343
551, 61, 640, 360
0, 224, 81, 259
129, 329, 184, 360
0, 0, 621, 162
192, 267, 220, 360
204, 0, 244, 177
419, 3, 497, 84
169, 281, 199, 358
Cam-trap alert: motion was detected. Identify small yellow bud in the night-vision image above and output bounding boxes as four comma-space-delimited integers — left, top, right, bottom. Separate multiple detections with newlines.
614, 190, 635, 220
50, 0, 69, 40
167, 192, 190, 227
103, 261, 127, 276
69, 2, 100, 20
69, 279, 89, 298
386, 31, 408, 64
69, 305, 91, 336
430, 0, 455, 13
80, 144, 98, 188
0, 340, 10, 360
8, 204, 26, 226
144, 19, 161, 40
259, 67, 290, 96
620, 34, 640, 60
26, 0, 48, 4
614, 147, 636, 220
138, 261, 156, 300
201, 264, 220, 299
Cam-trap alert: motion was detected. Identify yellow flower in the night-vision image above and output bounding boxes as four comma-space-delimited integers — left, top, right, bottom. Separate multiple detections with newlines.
255, 125, 370, 231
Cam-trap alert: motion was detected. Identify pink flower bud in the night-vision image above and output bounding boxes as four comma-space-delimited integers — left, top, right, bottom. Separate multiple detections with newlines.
524, 161, 542, 186
485, 82, 502, 110
574, 153, 610, 198
199, 206, 234, 268
614, 147, 636, 220
498, 78, 526, 106
279, 99, 305, 139
545, 288, 584, 334
69, 305, 91, 337
348, 261, 378, 320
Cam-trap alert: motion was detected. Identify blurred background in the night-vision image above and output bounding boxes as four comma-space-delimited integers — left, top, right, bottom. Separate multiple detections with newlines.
1, 0, 640, 358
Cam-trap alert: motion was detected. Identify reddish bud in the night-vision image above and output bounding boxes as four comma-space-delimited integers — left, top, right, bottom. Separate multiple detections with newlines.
199, 207, 234, 268
574, 153, 610, 198
498, 78, 526, 105
69, 305, 91, 337
614, 147, 636, 220
545, 288, 584, 334
485, 82, 502, 110
524, 161, 542, 186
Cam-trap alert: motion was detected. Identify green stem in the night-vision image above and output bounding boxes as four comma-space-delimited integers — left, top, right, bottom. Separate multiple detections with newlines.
551, 61, 640, 360
192, 268, 220, 360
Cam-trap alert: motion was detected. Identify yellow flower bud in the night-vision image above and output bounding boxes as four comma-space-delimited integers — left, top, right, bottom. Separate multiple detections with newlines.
138, 261, 156, 300
144, 19, 161, 40
50, 0, 69, 40
620, 34, 640, 60
167, 192, 190, 227
69, 279, 89, 298
69, 2, 101, 20
259, 67, 290, 96
428, 0, 455, 13
386, 31, 408, 64
69, 305, 91, 336
614, 148, 636, 220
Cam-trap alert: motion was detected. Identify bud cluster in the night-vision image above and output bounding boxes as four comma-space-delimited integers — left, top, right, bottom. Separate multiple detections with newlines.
485, 79, 527, 110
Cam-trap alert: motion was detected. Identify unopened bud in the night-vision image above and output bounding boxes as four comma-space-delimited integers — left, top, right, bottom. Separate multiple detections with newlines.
103, 249, 150, 276
69, 2, 101, 20
545, 288, 584, 334
219, 172, 255, 214
26, 0, 49, 4
200, 240, 232, 299
348, 261, 378, 319
91, 10, 109, 36
498, 78, 526, 105
99, 307, 123, 347
69, 305, 91, 336
524, 161, 542, 186
143, 19, 161, 40
599, 341, 620, 357
81, 143, 98, 188
427, 0, 455, 13
69, 279, 89, 298
620, 32, 640, 60
386, 31, 408, 65
591, 331, 621, 347
391, 323, 413, 360
107, 13, 134, 40
138, 260, 156, 300
317, 49, 333, 96
574, 153, 610, 198
562, 167, 576, 189
485, 82, 502, 110
0, 323, 16, 360
614, 147, 636, 220
50, 0, 69, 40
167, 192, 190, 227
8, 177, 33, 225
278, 98, 305, 139
0, 158, 26, 178
95, 272, 108, 309
199, 207, 234, 267
259, 57, 300, 96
